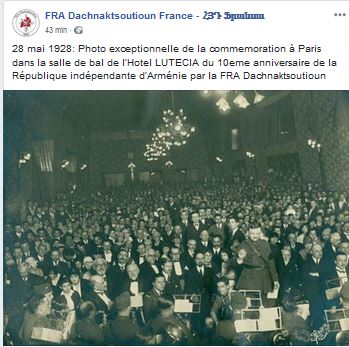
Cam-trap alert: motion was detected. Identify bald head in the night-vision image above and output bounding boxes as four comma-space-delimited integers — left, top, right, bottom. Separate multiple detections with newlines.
90, 275, 107, 292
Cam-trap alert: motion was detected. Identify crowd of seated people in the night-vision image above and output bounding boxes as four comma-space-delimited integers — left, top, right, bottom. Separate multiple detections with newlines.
3, 178, 349, 345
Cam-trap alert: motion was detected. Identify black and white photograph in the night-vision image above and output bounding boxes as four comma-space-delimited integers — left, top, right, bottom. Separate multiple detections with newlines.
3, 90, 349, 345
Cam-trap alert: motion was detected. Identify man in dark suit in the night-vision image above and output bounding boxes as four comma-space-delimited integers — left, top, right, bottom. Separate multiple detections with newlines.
49, 249, 70, 277
170, 246, 186, 279
197, 229, 212, 254
182, 239, 197, 270
10, 225, 27, 246
167, 196, 180, 222
185, 252, 214, 335
107, 248, 129, 299
7, 262, 46, 339
160, 258, 183, 295
285, 232, 304, 257
13, 246, 25, 266
34, 243, 50, 276
140, 248, 160, 292
302, 243, 327, 329
101, 240, 116, 266
86, 275, 113, 317
323, 232, 342, 265
275, 246, 301, 300
335, 194, 348, 215
81, 230, 95, 256
121, 263, 146, 326
177, 209, 190, 235
198, 207, 210, 230
341, 223, 349, 243
225, 217, 245, 249
143, 273, 166, 323
308, 200, 319, 222
321, 252, 349, 307
20, 241, 36, 259
208, 214, 226, 243
211, 235, 224, 269
185, 212, 204, 244
121, 263, 146, 295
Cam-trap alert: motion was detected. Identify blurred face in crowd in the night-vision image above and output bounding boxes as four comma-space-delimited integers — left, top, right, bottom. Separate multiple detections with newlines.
188, 239, 197, 252
217, 281, 229, 297
162, 261, 173, 274
146, 249, 157, 265
192, 213, 200, 224
340, 242, 349, 255
322, 228, 331, 242
330, 233, 341, 248
215, 215, 222, 225
248, 228, 261, 242
14, 247, 23, 259
83, 258, 93, 269
206, 209, 212, 218
48, 269, 58, 280
200, 230, 209, 242
94, 236, 102, 246
94, 259, 107, 276
154, 276, 166, 292
21, 242, 30, 254
26, 257, 38, 269
221, 251, 229, 263
51, 250, 60, 262
304, 239, 313, 251
92, 275, 107, 292
103, 241, 112, 252
212, 236, 221, 249
287, 233, 296, 245
312, 244, 323, 260
335, 254, 348, 269
38, 244, 47, 257
137, 230, 144, 240
195, 253, 205, 267
309, 230, 318, 241
228, 218, 238, 230
181, 210, 188, 220
70, 273, 80, 285
18, 262, 30, 278
199, 208, 206, 219
173, 225, 182, 236
127, 264, 139, 281
61, 281, 72, 294
171, 248, 180, 261
204, 251, 213, 265
138, 244, 146, 256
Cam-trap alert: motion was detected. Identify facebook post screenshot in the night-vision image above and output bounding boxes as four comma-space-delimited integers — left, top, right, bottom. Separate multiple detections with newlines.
2, 0, 349, 345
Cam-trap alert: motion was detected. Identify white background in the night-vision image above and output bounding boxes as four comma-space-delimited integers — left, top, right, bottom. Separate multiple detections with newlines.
3, 1, 349, 90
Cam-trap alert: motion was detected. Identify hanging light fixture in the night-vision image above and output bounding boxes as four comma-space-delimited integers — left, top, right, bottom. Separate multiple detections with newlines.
233, 92, 250, 109
254, 91, 265, 104
216, 95, 231, 113
144, 93, 195, 161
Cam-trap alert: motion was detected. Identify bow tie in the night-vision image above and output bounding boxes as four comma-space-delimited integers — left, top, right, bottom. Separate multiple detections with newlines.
336, 268, 346, 274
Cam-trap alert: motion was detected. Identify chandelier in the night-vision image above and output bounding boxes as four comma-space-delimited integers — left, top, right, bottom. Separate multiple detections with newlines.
144, 108, 195, 161
202, 90, 265, 113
